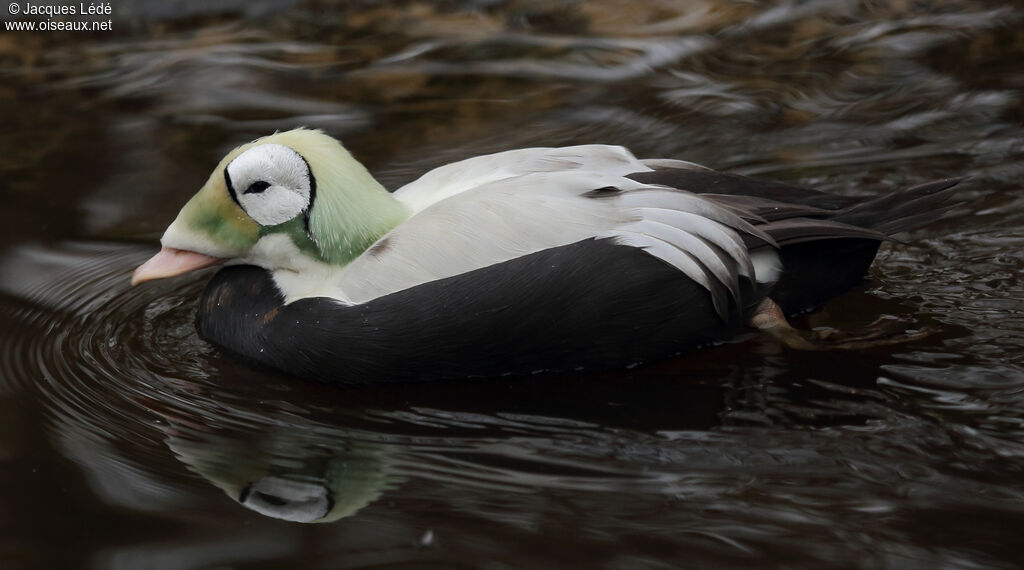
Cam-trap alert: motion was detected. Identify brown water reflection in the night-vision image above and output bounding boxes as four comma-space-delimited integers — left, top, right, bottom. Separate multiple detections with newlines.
1, 1, 1023, 568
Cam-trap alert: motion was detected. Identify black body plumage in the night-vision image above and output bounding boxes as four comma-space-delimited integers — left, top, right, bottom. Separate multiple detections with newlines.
199, 239, 757, 384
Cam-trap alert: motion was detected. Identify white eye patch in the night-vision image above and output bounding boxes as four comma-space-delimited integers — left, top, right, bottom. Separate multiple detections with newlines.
226, 143, 313, 226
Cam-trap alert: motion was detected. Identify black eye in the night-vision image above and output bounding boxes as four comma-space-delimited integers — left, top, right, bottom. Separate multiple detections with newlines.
244, 180, 271, 194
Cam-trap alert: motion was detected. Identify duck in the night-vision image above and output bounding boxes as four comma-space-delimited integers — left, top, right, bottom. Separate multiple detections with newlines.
132, 128, 960, 385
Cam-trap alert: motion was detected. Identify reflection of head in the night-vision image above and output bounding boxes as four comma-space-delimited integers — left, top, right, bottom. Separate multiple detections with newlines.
167, 434, 388, 524
239, 475, 334, 523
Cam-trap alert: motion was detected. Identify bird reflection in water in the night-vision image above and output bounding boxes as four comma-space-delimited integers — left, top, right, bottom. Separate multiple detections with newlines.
159, 410, 390, 523
142, 317, 914, 526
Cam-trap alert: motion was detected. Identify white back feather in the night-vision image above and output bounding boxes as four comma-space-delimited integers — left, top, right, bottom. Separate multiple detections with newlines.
393, 145, 653, 212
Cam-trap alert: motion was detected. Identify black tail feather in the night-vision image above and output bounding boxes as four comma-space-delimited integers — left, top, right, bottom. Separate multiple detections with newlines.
834, 178, 964, 235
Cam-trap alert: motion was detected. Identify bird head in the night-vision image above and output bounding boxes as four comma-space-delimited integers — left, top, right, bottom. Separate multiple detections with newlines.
132, 128, 407, 285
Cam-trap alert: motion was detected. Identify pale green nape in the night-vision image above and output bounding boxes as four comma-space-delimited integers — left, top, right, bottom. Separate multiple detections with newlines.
256, 128, 411, 266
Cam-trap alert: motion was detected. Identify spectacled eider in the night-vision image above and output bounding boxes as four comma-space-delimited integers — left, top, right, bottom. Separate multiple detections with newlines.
132, 128, 960, 384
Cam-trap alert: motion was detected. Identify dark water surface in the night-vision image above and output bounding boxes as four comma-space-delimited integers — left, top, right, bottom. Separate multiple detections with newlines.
2, 1, 1023, 568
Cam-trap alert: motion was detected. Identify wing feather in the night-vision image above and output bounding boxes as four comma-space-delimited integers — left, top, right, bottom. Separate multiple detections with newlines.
618, 190, 777, 247
634, 208, 755, 279
600, 230, 729, 317
609, 220, 740, 305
